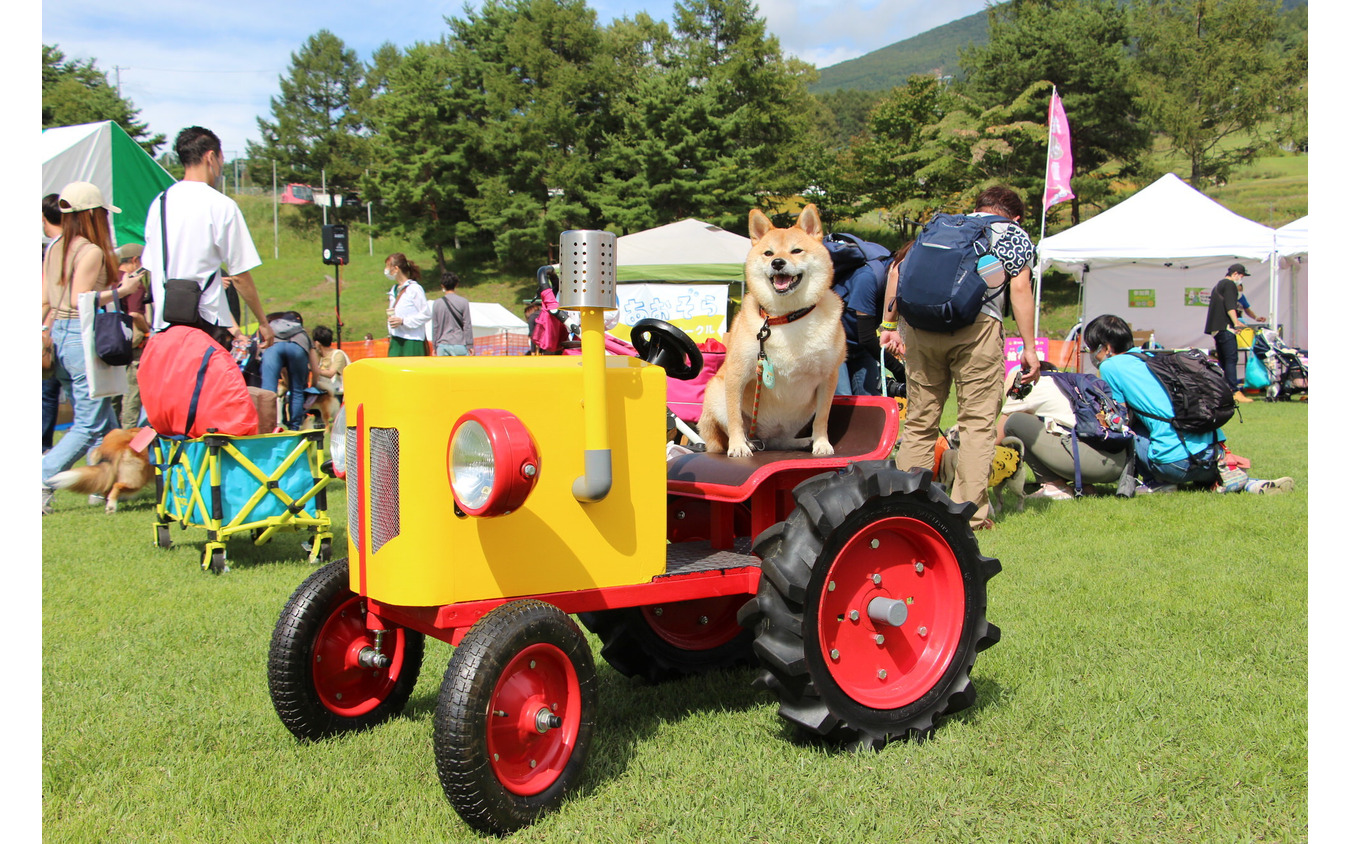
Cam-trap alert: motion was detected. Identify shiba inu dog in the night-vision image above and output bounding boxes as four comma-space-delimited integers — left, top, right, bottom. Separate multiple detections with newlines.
698, 204, 845, 458
49, 427, 154, 513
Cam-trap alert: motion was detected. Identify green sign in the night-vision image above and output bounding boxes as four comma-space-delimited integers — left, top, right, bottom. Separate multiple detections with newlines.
1128, 289, 1156, 308
1184, 288, 1210, 307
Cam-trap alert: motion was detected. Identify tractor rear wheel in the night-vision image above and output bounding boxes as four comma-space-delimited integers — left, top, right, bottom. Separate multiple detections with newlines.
580, 595, 754, 683
740, 461, 1001, 749
434, 600, 597, 835
268, 559, 424, 740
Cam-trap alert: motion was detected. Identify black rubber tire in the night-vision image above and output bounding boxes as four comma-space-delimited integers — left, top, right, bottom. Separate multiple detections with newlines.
434, 600, 597, 836
268, 559, 424, 741
740, 461, 1001, 750
579, 599, 755, 683
207, 548, 228, 575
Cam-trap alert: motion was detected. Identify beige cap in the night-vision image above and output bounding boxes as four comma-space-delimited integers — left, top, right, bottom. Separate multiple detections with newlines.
115, 243, 144, 261
58, 181, 121, 215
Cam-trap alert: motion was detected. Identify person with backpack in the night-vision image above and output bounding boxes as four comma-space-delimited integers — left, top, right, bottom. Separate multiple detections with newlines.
886, 186, 1041, 530
1085, 314, 1292, 495
997, 364, 1134, 500
260, 311, 321, 430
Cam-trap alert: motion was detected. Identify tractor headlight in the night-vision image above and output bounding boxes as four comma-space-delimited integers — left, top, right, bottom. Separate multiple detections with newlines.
329, 405, 348, 478
448, 410, 540, 517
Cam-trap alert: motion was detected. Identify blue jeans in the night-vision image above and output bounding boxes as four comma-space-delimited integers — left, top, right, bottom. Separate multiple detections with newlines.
261, 341, 310, 429
847, 348, 882, 396
1134, 434, 1220, 486
42, 377, 61, 451
834, 362, 852, 396
42, 319, 118, 487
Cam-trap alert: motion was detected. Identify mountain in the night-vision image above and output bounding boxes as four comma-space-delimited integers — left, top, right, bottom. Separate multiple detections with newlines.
810, 8, 990, 94
810, 0, 1306, 96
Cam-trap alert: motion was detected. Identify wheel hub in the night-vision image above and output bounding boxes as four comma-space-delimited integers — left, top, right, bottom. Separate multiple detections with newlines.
487, 643, 581, 797
817, 516, 966, 709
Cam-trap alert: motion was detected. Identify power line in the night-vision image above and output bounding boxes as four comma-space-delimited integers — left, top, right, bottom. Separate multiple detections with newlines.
116, 65, 282, 75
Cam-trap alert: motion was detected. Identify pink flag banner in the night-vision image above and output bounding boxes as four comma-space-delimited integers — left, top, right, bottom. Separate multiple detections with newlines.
1043, 89, 1074, 210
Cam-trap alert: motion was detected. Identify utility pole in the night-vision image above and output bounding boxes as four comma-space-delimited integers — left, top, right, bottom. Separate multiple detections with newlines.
113, 66, 123, 97
272, 159, 279, 260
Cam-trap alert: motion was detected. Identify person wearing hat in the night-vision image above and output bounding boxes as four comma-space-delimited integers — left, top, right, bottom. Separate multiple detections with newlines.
1204, 263, 1254, 404
114, 243, 152, 427
41, 181, 144, 514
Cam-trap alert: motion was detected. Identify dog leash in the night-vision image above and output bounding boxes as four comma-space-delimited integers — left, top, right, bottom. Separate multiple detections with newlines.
749, 304, 816, 441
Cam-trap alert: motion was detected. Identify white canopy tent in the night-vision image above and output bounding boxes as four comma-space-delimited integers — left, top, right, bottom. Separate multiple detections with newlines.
1275, 216, 1309, 349
614, 218, 751, 283
467, 301, 529, 339
1037, 173, 1302, 350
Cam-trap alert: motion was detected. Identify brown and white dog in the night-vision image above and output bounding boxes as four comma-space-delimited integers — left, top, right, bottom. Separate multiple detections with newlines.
48, 427, 154, 513
698, 204, 846, 458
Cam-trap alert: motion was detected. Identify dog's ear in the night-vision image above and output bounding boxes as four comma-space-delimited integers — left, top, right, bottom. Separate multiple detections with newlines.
748, 208, 773, 242
796, 204, 824, 241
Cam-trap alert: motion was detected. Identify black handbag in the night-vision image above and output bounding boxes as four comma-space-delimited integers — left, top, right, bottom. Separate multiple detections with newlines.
94, 287, 135, 366
157, 188, 217, 327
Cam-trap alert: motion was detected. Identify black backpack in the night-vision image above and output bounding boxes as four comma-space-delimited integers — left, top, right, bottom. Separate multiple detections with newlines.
897, 213, 1011, 332
1128, 348, 1236, 434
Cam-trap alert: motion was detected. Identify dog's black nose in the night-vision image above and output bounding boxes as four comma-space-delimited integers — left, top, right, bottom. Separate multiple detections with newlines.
771, 258, 786, 271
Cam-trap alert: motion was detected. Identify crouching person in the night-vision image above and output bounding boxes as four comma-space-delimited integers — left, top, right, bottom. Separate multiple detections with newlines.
997, 364, 1132, 500
1084, 314, 1293, 495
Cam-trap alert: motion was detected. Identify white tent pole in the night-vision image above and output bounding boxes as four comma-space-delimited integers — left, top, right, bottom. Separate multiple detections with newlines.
1269, 233, 1280, 338
272, 160, 278, 261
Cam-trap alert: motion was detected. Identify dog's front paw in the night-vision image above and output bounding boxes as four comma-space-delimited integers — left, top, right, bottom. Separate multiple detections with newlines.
104, 501, 118, 514
727, 437, 754, 458
812, 438, 834, 456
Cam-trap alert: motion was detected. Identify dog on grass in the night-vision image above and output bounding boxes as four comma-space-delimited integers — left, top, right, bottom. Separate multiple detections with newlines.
937, 426, 1029, 519
48, 427, 153, 513
698, 204, 846, 458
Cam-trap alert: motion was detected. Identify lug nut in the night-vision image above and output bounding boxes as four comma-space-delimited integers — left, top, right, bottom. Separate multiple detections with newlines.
828, 580, 836, 592
918, 626, 928, 637
870, 539, 879, 549
878, 669, 887, 680
849, 610, 860, 622
872, 574, 882, 585
874, 634, 885, 645
698, 616, 708, 625
830, 649, 840, 660
915, 562, 925, 574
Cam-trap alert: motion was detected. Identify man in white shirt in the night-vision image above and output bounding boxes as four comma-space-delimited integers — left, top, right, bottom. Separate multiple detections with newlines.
142, 126, 274, 349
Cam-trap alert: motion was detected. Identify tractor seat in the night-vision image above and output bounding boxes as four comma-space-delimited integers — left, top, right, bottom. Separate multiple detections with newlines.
666, 397, 899, 500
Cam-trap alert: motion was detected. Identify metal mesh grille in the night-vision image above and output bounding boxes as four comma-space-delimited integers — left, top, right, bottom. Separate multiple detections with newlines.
345, 426, 360, 550
368, 427, 400, 553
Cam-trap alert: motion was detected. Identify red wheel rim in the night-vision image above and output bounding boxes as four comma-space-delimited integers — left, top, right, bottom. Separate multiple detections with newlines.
487, 643, 582, 796
640, 596, 744, 651
313, 595, 409, 717
816, 516, 966, 709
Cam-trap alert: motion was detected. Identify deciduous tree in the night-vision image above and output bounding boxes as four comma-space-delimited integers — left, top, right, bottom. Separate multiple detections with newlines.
42, 44, 165, 155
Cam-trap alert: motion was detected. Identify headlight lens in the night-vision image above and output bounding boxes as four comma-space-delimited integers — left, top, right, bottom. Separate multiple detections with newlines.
450, 420, 495, 511
448, 410, 540, 517
329, 404, 348, 477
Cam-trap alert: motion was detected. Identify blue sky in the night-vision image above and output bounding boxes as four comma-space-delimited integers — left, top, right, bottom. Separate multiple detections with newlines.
41, 0, 996, 158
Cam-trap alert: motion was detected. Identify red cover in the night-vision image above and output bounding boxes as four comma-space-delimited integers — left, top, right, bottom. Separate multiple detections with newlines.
138, 326, 259, 437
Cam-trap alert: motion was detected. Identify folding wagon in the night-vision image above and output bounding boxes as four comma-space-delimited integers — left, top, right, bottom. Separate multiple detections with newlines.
151, 428, 335, 573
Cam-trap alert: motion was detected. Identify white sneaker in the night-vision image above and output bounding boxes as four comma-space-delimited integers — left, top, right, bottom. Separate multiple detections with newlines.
88, 494, 107, 507
1028, 480, 1074, 501
1136, 482, 1178, 494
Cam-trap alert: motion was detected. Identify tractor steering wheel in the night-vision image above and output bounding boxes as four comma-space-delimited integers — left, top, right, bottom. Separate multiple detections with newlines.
630, 318, 703, 381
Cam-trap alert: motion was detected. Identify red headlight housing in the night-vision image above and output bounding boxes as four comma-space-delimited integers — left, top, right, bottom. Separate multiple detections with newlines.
447, 409, 541, 517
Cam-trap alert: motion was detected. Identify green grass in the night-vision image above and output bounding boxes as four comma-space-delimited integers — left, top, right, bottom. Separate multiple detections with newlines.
42, 401, 1307, 842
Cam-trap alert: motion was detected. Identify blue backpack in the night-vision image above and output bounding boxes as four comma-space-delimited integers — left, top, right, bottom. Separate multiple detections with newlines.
1043, 371, 1136, 496
897, 213, 1011, 332
824, 232, 892, 349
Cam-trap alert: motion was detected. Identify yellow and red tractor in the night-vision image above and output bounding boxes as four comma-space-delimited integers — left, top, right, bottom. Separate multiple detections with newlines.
267, 230, 1001, 835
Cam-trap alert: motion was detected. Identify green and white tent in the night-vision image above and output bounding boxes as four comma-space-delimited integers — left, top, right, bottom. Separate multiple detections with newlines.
42, 121, 175, 247
615, 218, 750, 283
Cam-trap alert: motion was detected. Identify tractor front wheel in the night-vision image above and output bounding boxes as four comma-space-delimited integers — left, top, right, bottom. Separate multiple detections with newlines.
741, 461, 1001, 749
268, 559, 424, 740
434, 600, 597, 836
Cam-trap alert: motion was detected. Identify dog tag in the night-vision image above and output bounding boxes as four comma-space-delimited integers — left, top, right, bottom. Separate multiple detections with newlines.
760, 356, 776, 389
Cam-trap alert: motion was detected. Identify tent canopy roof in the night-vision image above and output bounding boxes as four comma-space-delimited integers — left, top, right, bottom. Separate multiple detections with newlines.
1039, 173, 1276, 269
42, 121, 175, 247
615, 218, 750, 282
1276, 215, 1308, 257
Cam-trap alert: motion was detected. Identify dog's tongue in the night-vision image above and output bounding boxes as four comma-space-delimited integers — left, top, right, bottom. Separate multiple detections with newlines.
773, 274, 795, 291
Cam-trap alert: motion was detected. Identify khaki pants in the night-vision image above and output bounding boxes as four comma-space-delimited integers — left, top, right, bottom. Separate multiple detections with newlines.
895, 314, 1005, 527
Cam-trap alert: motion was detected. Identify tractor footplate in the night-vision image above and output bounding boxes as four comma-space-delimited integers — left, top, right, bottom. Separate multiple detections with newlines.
661, 537, 757, 578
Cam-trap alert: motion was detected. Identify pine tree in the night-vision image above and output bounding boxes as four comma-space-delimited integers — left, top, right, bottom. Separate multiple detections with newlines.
246, 30, 369, 194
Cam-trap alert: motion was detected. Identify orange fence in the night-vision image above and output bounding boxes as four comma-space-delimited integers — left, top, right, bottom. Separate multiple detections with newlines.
335, 331, 532, 361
